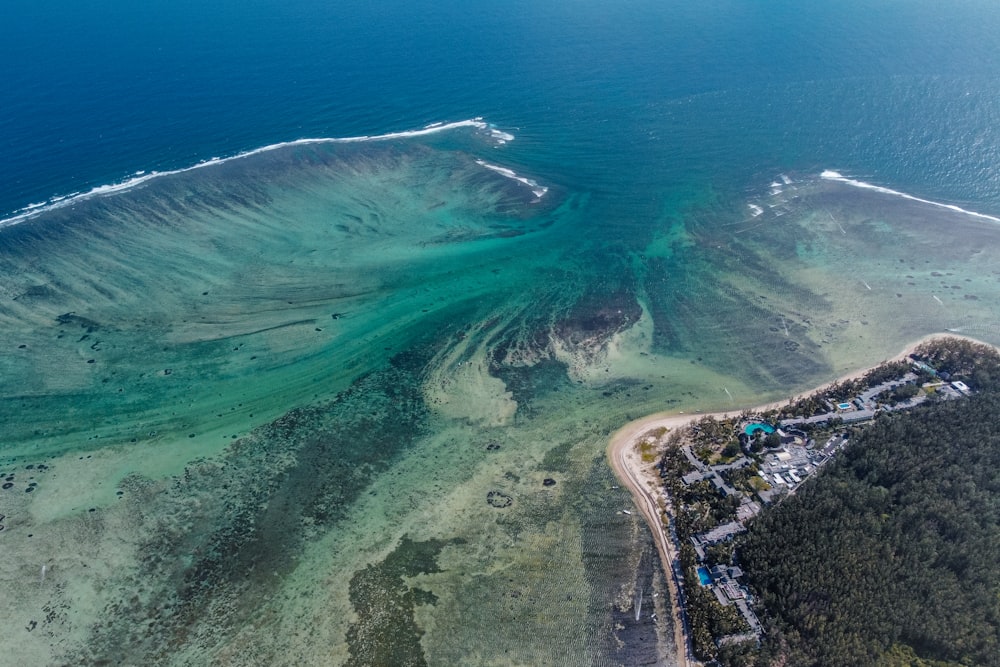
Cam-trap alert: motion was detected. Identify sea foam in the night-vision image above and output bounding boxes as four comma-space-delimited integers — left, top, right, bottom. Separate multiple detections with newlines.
475, 160, 548, 199
1, 119, 512, 228
821, 170, 1000, 224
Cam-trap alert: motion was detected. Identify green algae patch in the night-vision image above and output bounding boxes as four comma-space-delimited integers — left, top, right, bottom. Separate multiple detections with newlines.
49, 347, 437, 666
345, 536, 460, 667
540, 437, 577, 473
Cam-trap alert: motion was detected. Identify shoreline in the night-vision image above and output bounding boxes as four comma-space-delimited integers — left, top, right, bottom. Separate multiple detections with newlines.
606, 332, 992, 665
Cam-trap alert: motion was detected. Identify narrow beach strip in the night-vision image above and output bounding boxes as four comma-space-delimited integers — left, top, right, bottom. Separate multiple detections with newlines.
606, 332, 993, 666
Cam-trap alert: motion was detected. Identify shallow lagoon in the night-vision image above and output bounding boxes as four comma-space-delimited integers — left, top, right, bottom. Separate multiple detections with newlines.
2, 126, 1000, 665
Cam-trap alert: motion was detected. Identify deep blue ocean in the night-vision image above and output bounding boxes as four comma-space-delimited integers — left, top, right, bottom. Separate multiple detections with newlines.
4, 0, 1000, 219
3, 2, 1000, 665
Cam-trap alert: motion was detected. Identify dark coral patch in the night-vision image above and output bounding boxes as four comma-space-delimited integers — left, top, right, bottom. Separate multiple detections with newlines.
487, 491, 513, 508
345, 536, 457, 667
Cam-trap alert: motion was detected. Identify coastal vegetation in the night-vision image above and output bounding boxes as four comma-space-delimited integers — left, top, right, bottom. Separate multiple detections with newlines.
732, 339, 1000, 666
657, 434, 748, 660
771, 359, 914, 421
648, 337, 1000, 666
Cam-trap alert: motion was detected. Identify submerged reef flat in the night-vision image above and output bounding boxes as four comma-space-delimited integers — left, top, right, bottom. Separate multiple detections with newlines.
2, 137, 1000, 665
0, 139, 552, 458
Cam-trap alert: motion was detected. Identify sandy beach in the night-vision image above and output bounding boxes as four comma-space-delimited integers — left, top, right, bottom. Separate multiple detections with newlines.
606, 333, 992, 665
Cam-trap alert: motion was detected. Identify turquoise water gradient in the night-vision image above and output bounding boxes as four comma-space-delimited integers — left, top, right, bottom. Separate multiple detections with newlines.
3, 1, 1000, 665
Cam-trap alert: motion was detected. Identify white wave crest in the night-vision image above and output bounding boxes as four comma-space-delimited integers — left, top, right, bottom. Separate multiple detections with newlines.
475, 160, 548, 199
820, 170, 1000, 224
489, 129, 515, 145
1, 118, 512, 228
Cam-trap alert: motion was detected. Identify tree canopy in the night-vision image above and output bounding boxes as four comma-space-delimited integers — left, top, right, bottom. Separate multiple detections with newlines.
660, 339, 1000, 665
738, 391, 1000, 666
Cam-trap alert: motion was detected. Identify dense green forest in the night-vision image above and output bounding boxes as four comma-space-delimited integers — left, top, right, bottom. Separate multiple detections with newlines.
733, 340, 1000, 667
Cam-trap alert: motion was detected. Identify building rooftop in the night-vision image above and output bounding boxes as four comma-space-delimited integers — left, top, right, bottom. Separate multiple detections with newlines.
695, 520, 746, 545
682, 471, 707, 486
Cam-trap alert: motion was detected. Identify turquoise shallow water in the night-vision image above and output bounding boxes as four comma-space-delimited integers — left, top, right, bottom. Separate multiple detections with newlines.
3, 1, 1000, 664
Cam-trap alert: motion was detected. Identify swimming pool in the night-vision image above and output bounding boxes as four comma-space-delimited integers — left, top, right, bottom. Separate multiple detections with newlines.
744, 423, 775, 436
697, 567, 712, 586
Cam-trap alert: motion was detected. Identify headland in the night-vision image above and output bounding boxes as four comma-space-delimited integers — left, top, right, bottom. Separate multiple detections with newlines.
607, 333, 996, 665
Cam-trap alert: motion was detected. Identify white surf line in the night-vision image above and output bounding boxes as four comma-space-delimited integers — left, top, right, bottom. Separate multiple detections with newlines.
821, 170, 1000, 224
1, 118, 508, 228
488, 128, 515, 145
474, 160, 548, 198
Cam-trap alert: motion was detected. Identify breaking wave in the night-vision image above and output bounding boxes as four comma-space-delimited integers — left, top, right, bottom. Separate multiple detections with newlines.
1, 118, 515, 228
474, 160, 548, 198
820, 170, 1000, 224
